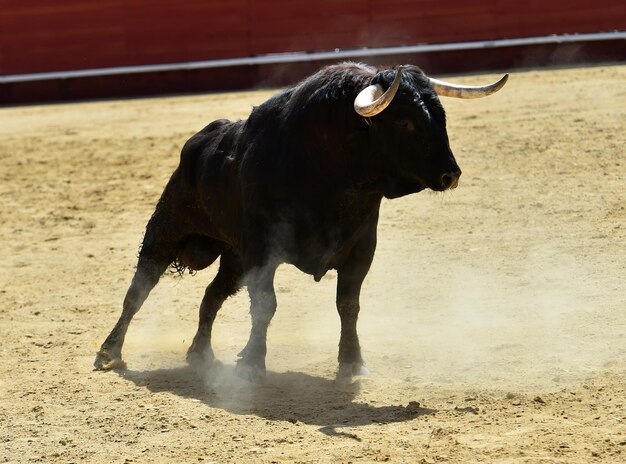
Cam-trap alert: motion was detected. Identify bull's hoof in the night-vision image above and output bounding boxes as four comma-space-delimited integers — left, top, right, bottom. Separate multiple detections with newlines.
235, 360, 266, 384
93, 350, 127, 371
186, 347, 215, 367
336, 362, 370, 380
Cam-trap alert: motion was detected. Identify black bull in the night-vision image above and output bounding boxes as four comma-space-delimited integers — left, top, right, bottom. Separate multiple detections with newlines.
94, 62, 507, 381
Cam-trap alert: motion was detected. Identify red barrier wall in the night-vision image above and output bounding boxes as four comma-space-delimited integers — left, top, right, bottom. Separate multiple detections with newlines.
0, 1, 624, 103
1, 0, 623, 75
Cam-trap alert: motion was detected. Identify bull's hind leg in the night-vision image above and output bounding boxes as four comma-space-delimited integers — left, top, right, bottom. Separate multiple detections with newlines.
94, 202, 181, 370
186, 250, 243, 366
94, 252, 172, 370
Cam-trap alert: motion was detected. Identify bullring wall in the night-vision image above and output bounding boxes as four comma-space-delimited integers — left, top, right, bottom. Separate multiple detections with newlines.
0, 0, 624, 103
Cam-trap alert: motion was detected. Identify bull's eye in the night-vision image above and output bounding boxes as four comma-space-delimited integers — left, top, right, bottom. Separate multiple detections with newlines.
395, 118, 414, 131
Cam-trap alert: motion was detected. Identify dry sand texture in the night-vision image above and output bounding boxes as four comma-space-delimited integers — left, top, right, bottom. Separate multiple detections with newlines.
1, 64, 625, 463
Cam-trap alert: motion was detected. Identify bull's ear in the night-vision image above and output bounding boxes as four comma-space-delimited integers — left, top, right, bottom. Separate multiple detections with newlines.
354, 66, 405, 117
429, 74, 509, 99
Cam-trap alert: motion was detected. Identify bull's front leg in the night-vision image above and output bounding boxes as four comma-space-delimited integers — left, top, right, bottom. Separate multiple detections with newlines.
236, 263, 277, 383
335, 219, 378, 380
336, 272, 370, 379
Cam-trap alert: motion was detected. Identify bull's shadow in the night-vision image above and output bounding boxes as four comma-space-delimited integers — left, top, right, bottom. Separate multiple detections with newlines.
119, 363, 436, 431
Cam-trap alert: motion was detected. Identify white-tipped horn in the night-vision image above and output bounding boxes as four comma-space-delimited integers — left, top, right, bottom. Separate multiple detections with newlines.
354, 66, 405, 117
429, 73, 509, 98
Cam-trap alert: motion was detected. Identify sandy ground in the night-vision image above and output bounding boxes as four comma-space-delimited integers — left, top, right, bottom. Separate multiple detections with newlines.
1, 64, 625, 463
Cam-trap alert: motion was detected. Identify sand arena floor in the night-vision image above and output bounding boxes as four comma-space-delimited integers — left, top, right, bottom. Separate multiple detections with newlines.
1, 64, 625, 463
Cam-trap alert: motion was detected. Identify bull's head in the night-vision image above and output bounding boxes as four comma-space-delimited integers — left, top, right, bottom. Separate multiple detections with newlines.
353, 66, 508, 197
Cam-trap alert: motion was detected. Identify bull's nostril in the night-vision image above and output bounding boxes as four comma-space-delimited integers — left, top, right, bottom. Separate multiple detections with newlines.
441, 173, 453, 189
441, 172, 460, 190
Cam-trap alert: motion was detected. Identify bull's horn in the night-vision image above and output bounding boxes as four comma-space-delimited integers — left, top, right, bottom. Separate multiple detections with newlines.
429, 73, 509, 98
354, 66, 405, 117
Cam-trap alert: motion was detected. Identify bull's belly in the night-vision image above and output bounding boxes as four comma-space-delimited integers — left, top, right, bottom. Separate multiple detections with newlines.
290, 256, 334, 282
284, 238, 354, 282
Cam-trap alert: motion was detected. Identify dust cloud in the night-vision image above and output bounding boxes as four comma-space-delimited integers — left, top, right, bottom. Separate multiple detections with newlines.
354, 242, 624, 390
